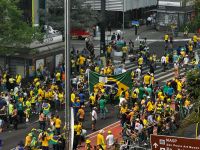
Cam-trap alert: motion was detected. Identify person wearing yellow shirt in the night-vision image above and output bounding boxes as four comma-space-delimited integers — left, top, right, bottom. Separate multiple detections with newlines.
77, 105, 85, 123
193, 34, 198, 48
120, 104, 128, 114
143, 116, 149, 129
89, 93, 96, 111
107, 45, 112, 58
188, 44, 193, 53
128, 110, 135, 123
25, 133, 32, 148
146, 99, 154, 113
95, 66, 100, 73
144, 73, 151, 86
74, 121, 82, 147
138, 57, 143, 66
79, 55, 86, 66
122, 45, 128, 60
58, 92, 64, 103
184, 98, 191, 115
164, 34, 169, 43
97, 130, 106, 150
56, 72, 61, 81
125, 90, 129, 101
16, 74, 22, 85
133, 102, 139, 112
55, 115, 62, 135
40, 132, 50, 149
176, 80, 182, 92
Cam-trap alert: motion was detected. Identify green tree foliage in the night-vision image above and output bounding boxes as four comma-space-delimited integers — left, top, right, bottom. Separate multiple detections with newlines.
0, 0, 42, 54
180, 69, 200, 130
186, 68, 200, 101
184, 0, 200, 32
41, 0, 99, 31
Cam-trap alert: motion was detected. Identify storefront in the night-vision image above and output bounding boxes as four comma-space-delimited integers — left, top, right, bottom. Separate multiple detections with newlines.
155, 0, 194, 31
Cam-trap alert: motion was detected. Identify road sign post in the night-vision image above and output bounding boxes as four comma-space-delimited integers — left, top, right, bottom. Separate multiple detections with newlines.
151, 134, 200, 150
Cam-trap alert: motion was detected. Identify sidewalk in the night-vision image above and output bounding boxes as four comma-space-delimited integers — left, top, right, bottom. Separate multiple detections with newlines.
78, 121, 122, 150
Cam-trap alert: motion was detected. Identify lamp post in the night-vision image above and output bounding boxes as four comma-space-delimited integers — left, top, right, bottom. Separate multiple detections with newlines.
123, 0, 125, 34
100, 0, 106, 57
64, 0, 71, 149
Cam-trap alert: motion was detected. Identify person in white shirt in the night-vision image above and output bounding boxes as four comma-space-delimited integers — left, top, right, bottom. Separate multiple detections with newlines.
91, 107, 97, 131
161, 55, 166, 72
106, 130, 115, 149
135, 66, 141, 80
183, 55, 189, 70
119, 97, 126, 107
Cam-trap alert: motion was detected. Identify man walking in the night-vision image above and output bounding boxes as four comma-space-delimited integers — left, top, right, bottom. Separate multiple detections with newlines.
91, 107, 97, 131
99, 96, 107, 119
106, 131, 115, 149
161, 55, 166, 72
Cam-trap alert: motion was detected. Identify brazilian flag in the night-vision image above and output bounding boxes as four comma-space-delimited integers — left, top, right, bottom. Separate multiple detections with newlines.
49, 133, 59, 145
89, 71, 133, 98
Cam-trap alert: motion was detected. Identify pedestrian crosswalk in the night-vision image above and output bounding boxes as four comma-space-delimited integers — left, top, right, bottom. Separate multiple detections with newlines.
114, 49, 200, 86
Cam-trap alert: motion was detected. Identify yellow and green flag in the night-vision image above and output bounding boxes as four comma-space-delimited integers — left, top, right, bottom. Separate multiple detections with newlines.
89, 71, 132, 97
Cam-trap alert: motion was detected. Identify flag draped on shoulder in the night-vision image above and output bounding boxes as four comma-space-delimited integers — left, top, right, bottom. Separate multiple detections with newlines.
89, 71, 132, 97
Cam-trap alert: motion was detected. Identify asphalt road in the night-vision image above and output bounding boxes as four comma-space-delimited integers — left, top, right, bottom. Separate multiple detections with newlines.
0, 104, 119, 150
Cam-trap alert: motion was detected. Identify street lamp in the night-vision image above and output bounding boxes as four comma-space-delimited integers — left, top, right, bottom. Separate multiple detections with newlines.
123, 0, 125, 34
64, 0, 71, 149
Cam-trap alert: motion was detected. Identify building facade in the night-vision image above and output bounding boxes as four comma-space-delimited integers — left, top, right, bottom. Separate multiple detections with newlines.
85, 0, 157, 12
85, 0, 158, 28
155, 0, 195, 30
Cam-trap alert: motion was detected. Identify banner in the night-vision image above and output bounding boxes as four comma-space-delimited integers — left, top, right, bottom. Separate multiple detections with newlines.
89, 71, 132, 97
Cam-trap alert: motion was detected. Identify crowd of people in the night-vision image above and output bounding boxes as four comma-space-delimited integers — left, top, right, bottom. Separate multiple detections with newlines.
80, 33, 200, 149
0, 28, 200, 150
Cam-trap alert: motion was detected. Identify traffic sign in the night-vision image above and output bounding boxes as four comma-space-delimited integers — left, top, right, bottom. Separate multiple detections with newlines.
151, 134, 200, 150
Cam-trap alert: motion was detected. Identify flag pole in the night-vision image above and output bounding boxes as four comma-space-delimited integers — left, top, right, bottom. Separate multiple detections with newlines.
64, 0, 71, 149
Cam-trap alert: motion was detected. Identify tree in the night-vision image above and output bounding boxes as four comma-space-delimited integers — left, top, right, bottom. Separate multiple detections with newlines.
40, 0, 100, 32
179, 68, 200, 134
0, 0, 43, 55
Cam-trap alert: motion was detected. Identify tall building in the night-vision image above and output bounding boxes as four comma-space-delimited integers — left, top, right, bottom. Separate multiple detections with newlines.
84, 0, 158, 28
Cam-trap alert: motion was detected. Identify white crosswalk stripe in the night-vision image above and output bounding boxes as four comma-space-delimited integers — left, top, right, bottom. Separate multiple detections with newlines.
119, 50, 200, 86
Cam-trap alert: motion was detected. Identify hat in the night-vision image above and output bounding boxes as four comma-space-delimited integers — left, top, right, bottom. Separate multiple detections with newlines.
166, 105, 170, 107
147, 96, 150, 99
99, 129, 105, 134
86, 139, 91, 144
93, 107, 97, 110
108, 130, 112, 134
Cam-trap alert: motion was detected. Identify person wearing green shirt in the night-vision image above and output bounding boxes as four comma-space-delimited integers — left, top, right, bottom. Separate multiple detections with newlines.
99, 95, 107, 119
17, 101, 24, 123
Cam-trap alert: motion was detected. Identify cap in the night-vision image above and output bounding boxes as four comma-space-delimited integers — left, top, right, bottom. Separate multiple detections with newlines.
93, 107, 97, 110
147, 96, 150, 99
86, 139, 91, 144
108, 130, 112, 134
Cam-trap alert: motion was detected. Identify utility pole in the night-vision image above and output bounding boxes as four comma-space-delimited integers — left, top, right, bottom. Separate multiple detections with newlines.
100, 0, 106, 57
64, 0, 71, 149
123, 0, 125, 34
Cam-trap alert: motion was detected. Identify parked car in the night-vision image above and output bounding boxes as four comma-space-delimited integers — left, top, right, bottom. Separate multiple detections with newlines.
71, 29, 91, 40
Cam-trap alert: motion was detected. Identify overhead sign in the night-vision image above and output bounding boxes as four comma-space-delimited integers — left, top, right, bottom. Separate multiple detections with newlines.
158, 1, 181, 7
132, 20, 139, 26
151, 135, 200, 150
